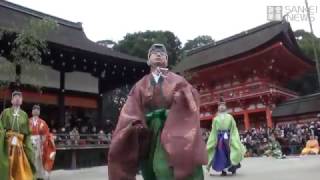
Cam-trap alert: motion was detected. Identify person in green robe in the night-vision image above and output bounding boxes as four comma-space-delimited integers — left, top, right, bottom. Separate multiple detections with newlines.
264, 133, 285, 159
206, 100, 246, 176
108, 44, 208, 180
0, 91, 35, 180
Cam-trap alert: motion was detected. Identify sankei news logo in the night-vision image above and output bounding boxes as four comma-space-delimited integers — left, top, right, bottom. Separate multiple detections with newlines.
267, 5, 318, 22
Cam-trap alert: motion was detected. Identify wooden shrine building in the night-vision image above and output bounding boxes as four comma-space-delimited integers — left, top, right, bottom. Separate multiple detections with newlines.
272, 93, 320, 125
175, 21, 315, 131
0, 1, 148, 129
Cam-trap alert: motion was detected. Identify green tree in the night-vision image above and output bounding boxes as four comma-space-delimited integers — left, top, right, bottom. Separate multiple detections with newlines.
183, 35, 214, 52
294, 30, 320, 61
286, 30, 320, 94
97, 39, 117, 49
0, 18, 58, 109
115, 31, 182, 67
286, 70, 319, 95
102, 84, 131, 128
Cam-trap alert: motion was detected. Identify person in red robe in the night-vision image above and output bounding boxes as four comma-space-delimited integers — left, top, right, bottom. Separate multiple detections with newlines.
29, 105, 56, 180
108, 44, 208, 180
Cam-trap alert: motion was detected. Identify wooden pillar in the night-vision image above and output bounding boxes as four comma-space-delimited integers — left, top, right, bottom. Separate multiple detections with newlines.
1, 88, 11, 111
97, 78, 103, 128
71, 150, 77, 169
58, 70, 65, 127
266, 107, 273, 128
244, 111, 251, 130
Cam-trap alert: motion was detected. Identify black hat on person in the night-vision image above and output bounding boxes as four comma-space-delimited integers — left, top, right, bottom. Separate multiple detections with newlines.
148, 44, 167, 58
11, 91, 22, 98
218, 96, 226, 105
32, 104, 40, 110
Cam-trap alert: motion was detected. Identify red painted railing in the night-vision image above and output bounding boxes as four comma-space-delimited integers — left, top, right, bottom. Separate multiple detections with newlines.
199, 81, 298, 106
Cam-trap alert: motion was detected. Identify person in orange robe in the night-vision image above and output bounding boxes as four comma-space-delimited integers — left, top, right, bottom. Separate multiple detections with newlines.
29, 105, 56, 180
301, 135, 319, 155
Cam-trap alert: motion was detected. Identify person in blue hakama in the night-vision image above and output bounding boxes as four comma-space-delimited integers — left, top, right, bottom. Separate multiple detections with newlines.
206, 100, 246, 176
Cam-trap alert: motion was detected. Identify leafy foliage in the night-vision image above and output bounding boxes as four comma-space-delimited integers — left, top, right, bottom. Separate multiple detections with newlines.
115, 30, 182, 67
183, 35, 214, 52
